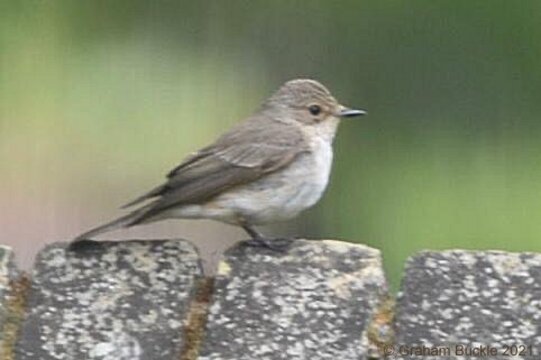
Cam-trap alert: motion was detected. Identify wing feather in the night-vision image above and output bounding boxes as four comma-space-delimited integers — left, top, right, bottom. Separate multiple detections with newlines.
123, 118, 308, 224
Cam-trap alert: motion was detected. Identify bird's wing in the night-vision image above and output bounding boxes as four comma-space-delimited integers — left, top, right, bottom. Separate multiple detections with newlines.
123, 119, 308, 224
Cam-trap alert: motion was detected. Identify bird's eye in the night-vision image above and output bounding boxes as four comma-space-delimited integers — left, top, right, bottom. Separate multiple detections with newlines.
308, 105, 321, 116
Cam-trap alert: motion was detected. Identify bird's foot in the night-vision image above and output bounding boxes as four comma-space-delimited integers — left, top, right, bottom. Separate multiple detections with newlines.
67, 239, 102, 252
242, 237, 294, 252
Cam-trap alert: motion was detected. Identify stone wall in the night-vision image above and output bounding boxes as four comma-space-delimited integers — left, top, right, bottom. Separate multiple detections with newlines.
0, 239, 539, 359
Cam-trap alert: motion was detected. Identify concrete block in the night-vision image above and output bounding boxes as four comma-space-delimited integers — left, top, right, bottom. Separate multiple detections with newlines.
0, 246, 25, 360
16, 240, 202, 360
394, 250, 541, 359
199, 240, 389, 360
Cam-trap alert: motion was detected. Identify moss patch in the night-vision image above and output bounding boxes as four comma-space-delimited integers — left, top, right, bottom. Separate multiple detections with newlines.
180, 277, 215, 360
0, 274, 30, 360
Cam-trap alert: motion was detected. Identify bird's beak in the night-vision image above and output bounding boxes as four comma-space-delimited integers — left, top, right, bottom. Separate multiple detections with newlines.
337, 106, 367, 118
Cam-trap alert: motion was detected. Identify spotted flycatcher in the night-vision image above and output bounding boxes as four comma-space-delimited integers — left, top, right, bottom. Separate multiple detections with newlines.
71, 79, 365, 249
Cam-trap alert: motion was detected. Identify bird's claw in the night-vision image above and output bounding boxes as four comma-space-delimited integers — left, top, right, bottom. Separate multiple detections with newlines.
67, 239, 102, 252
242, 237, 294, 252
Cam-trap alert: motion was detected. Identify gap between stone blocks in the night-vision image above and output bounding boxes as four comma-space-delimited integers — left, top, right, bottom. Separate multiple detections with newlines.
180, 277, 215, 360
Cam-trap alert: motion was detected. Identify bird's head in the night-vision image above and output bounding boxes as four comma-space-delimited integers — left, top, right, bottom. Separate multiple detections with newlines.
263, 79, 366, 132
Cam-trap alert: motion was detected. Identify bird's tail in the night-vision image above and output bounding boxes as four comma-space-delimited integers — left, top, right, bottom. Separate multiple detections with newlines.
71, 204, 153, 245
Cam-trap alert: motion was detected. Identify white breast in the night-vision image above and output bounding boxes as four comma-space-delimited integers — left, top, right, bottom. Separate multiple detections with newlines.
201, 135, 334, 225
291, 137, 333, 209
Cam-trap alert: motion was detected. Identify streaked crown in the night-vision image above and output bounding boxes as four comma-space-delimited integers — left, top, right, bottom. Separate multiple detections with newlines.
266, 79, 338, 109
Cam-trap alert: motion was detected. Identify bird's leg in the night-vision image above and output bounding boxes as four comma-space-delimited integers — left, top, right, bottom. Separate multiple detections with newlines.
241, 224, 292, 251
242, 224, 265, 241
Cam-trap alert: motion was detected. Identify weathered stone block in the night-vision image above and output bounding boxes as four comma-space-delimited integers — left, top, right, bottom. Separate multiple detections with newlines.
0, 246, 17, 333
0, 246, 24, 360
199, 240, 389, 360
16, 240, 202, 360
394, 250, 541, 359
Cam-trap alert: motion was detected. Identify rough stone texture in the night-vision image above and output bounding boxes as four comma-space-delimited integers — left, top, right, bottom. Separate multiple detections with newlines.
0, 246, 23, 359
0, 247, 17, 335
199, 239, 389, 360
16, 240, 202, 360
394, 250, 541, 359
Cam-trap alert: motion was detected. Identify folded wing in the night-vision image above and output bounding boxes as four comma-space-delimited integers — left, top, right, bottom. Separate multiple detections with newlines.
124, 118, 308, 225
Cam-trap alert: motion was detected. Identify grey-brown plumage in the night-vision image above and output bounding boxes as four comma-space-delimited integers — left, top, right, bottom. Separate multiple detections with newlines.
72, 79, 365, 249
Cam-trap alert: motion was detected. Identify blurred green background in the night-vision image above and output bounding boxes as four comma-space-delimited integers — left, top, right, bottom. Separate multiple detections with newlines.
2, 1, 541, 290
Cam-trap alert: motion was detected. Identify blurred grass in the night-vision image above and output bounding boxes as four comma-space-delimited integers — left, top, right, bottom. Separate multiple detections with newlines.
2, 0, 541, 290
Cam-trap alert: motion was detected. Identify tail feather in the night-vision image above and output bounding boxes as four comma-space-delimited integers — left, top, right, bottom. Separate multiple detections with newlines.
72, 204, 153, 243
121, 184, 166, 209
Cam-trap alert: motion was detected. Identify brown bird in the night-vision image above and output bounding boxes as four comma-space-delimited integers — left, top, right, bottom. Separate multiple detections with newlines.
71, 79, 365, 250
